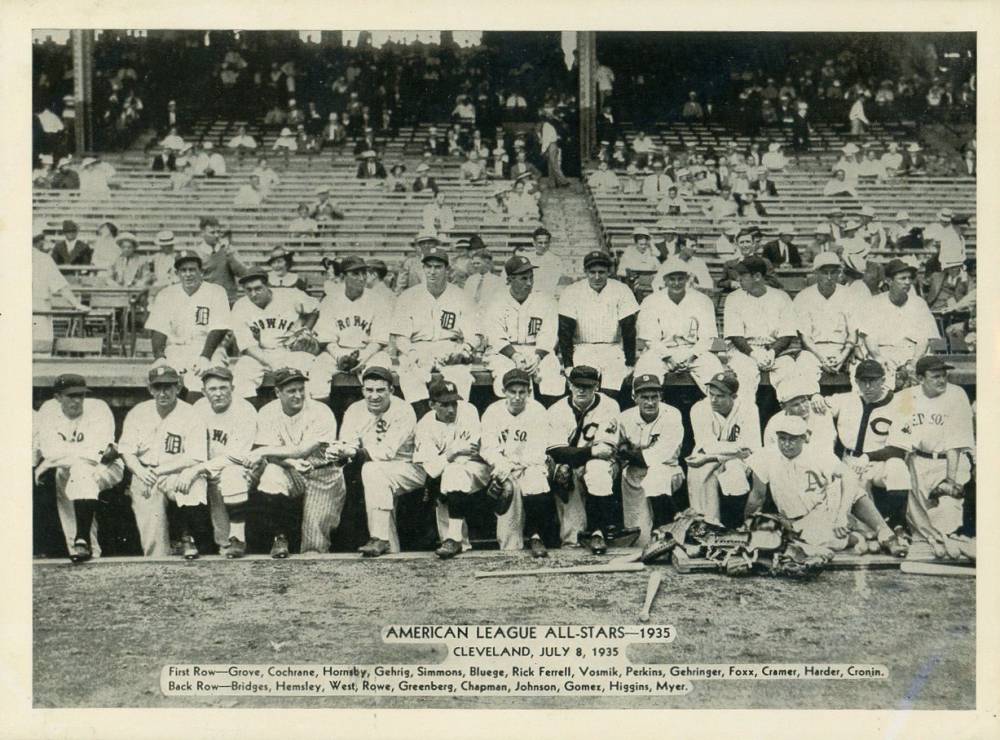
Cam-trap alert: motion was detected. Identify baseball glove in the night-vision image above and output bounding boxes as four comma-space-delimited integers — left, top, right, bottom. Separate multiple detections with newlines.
100, 443, 121, 465
337, 350, 361, 373
486, 477, 515, 515
438, 349, 472, 366
283, 328, 321, 355
548, 461, 574, 503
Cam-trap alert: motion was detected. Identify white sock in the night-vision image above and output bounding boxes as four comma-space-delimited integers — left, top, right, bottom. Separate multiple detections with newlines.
447, 517, 465, 542
370, 508, 392, 541
230, 521, 245, 542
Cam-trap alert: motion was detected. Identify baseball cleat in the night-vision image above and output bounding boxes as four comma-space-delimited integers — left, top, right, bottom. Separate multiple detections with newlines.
435, 539, 462, 559
590, 532, 607, 555
181, 535, 199, 560
358, 538, 390, 558
270, 534, 290, 559
169, 540, 184, 556
224, 537, 246, 559
529, 537, 548, 559
69, 539, 92, 564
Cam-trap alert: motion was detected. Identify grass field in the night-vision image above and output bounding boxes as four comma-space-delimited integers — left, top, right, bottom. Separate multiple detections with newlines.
33, 549, 975, 709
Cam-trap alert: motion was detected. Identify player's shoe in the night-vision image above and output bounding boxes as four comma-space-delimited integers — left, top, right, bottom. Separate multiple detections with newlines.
589, 532, 607, 555
270, 534, 290, 559
69, 539, 92, 564
358, 538, 390, 558
224, 537, 246, 559
181, 535, 199, 560
529, 536, 548, 559
435, 539, 461, 559
169, 540, 184, 556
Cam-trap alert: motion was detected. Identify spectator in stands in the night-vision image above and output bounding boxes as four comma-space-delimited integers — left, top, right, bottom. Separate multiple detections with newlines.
226, 125, 257, 164
859, 145, 887, 180
483, 184, 511, 225
507, 178, 541, 223
266, 246, 309, 293
621, 162, 642, 195
247, 157, 278, 192
459, 150, 487, 185
749, 169, 778, 198
736, 190, 767, 220
356, 150, 387, 180
150, 146, 175, 173
233, 174, 266, 209
963, 147, 976, 177
150, 230, 178, 297
587, 160, 620, 193
702, 185, 737, 224
927, 212, 967, 274
288, 203, 319, 236
272, 127, 297, 166
809, 223, 837, 262
887, 211, 915, 249
540, 114, 570, 189
761, 143, 787, 172
423, 125, 447, 156
108, 231, 150, 289
836, 219, 869, 260
91, 221, 120, 269
849, 93, 870, 136
655, 237, 713, 292
78, 156, 114, 198
833, 143, 862, 185
857, 205, 887, 251
791, 101, 811, 151
631, 131, 656, 169
881, 142, 903, 176
656, 184, 687, 216
618, 227, 661, 282
681, 91, 704, 121
523, 226, 565, 297
160, 125, 186, 153
396, 233, 435, 295
321, 113, 347, 152
823, 168, 856, 197
714, 222, 740, 259
464, 250, 503, 307
422, 189, 456, 237
763, 227, 804, 268
821, 207, 845, 241
610, 140, 630, 170
32, 154, 54, 188
403, 163, 434, 194
169, 157, 196, 192
50, 219, 92, 265
452, 95, 476, 125
641, 159, 673, 200
196, 216, 247, 304
320, 256, 342, 297
509, 149, 541, 184
901, 143, 926, 175
489, 141, 509, 179
727, 164, 751, 197
51, 157, 80, 190
353, 127, 379, 157
203, 143, 227, 177
925, 256, 970, 339
380, 163, 406, 194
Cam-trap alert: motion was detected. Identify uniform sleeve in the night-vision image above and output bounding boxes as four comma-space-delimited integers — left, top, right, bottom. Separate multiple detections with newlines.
911, 298, 941, 341
254, 407, 282, 447
642, 409, 685, 467
89, 401, 117, 458
144, 289, 171, 335
230, 301, 256, 351
207, 286, 231, 332
545, 407, 571, 451
593, 398, 623, 446
230, 404, 258, 456
391, 291, 415, 338
557, 283, 578, 320
35, 404, 70, 460
185, 413, 209, 463
747, 450, 772, 483
696, 294, 719, 342
722, 292, 744, 338
478, 406, 504, 468
534, 296, 559, 353
314, 296, 338, 345
338, 404, 363, 448
762, 416, 777, 450
616, 281, 640, 319
117, 406, 144, 456
636, 298, 659, 344
774, 290, 797, 336
412, 418, 447, 478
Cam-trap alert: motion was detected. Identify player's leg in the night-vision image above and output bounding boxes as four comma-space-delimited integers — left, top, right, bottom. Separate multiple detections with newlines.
686, 350, 725, 395
256, 463, 300, 557
488, 353, 516, 398
862, 458, 910, 530
206, 476, 231, 551
63, 460, 122, 560
723, 350, 761, 396
128, 480, 170, 557
553, 468, 588, 548
536, 353, 566, 397
360, 460, 426, 556
231, 354, 267, 399
906, 456, 969, 544
300, 466, 347, 554
215, 464, 251, 555
54, 467, 101, 558
620, 466, 654, 547
767, 353, 798, 390
495, 473, 527, 551
396, 346, 435, 404
306, 352, 337, 401
164, 474, 210, 558
793, 350, 824, 385
582, 458, 617, 553
436, 460, 490, 556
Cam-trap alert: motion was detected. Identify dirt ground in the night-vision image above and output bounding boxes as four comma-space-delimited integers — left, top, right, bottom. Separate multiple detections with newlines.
33, 551, 975, 709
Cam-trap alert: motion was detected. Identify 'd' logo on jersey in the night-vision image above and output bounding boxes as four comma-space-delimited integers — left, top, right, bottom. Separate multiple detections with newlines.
440, 311, 456, 330
195, 306, 210, 326
210, 429, 229, 446
527, 317, 543, 337
727, 424, 741, 442
164, 433, 183, 454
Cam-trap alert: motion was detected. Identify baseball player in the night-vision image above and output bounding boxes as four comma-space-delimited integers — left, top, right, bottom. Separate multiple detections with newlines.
117, 365, 210, 558
33, 374, 124, 562
820, 360, 910, 529
792, 253, 856, 382
480, 369, 555, 557
484, 255, 565, 399
686, 370, 761, 527
391, 245, 481, 406
859, 259, 939, 389
413, 380, 494, 559
722, 255, 799, 392
191, 367, 259, 558
745, 415, 901, 553
545, 365, 622, 554
617, 374, 685, 546
145, 250, 231, 393
763, 374, 837, 454
558, 250, 640, 397
878, 356, 974, 553
229, 269, 320, 399
310, 256, 393, 400
248, 367, 345, 557
635, 255, 723, 393
332, 366, 424, 557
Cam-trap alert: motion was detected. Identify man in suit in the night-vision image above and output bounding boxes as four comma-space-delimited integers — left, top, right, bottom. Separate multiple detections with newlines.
50, 219, 93, 265
356, 151, 387, 180
749, 169, 779, 198
353, 127, 379, 157
763, 227, 803, 268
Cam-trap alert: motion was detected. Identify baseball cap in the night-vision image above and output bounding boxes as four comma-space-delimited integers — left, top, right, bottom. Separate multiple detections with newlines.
156, 229, 175, 246
422, 246, 449, 265
706, 371, 739, 395
272, 367, 307, 388
502, 368, 532, 390
340, 256, 367, 273
812, 252, 841, 270
854, 360, 885, 380
361, 366, 394, 385
884, 258, 917, 278
238, 268, 269, 285
201, 366, 234, 383
148, 365, 180, 385
583, 250, 613, 269
414, 231, 440, 246
915, 355, 954, 376
53, 373, 88, 394
429, 379, 460, 404
660, 255, 690, 276
740, 256, 770, 276
776, 375, 819, 404
568, 365, 601, 387
632, 374, 661, 393
771, 414, 809, 437
504, 255, 536, 276
173, 250, 203, 269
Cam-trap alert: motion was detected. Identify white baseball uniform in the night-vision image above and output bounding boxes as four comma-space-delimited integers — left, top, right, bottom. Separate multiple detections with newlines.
859, 292, 939, 386
340, 396, 424, 552
722, 286, 799, 391
484, 289, 564, 397
558, 277, 639, 391
687, 396, 761, 523
546, 393, 621, 545
193, 396, 258, 547
310, 287, 392, 399
792, 284, 855, 381
392, 283, 480, 402
230, 289, 320, 398
145, 281, 231, 391
413, 402, 493, 550
34, 398, 124, 556
652, 256, 714, 292
118, 399, 209, 556
826, 390, 910, 492
886, 383, 974, 542
618, 403, 685, 545
764, 409, 837, 455
636, 288, 723, 393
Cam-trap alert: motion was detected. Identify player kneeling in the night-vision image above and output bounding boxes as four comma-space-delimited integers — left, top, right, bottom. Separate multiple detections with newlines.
744, 415, 906, 556
413, 380, 494, 559
617, 374, 685, 547
481, 369, 555, 557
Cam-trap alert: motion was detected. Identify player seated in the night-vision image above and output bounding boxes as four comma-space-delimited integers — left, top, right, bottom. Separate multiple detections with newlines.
545, 366, 621, 554
763, 374, 837, 454
413, 380, 494, 559
481, 369, 557, 557
791, 253, 856, 382
617, 374, 685, 546
745, 415, 906, 556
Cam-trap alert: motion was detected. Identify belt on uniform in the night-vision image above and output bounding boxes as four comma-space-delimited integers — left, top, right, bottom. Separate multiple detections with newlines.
842, 449, 864, 458
912, 449, 947, 460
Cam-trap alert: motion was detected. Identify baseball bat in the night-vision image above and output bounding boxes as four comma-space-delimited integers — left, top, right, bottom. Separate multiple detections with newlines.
639, 571, 663, 623
900, 561, 975, 578
474, 562, 645, 579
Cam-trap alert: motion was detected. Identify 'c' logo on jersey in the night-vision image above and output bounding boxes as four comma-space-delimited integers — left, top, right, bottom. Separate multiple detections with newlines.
870, 416, 892, 437
195, 306, 210, 326
527, 317, 543, 336
440, 311, 456, 330
582, 422, 599, 443
164, 433, 183, 454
